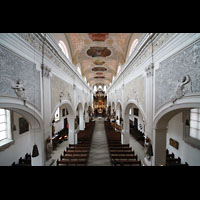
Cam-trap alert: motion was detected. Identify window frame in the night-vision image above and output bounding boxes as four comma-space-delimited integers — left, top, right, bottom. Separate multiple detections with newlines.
58, 40, 69, 59
0, 109, 14, 151
183, 109, 200, 149
54, 107, 60, 123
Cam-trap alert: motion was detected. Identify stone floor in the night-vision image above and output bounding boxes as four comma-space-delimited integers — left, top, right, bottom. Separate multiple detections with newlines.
46, 139, 69, 166
87, 117, 111, 166
46, 117, 145, 166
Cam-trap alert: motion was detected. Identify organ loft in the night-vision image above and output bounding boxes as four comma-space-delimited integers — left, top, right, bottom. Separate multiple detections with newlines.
0, 33, 200, 166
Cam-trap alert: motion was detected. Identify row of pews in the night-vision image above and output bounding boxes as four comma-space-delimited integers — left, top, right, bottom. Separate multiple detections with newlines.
166, 149, 189, 166
130, 122, 145, 147
52, 128, 68, 150
56, 121, 95, 166
11, 153, 31, 166
104, 120, 141, 166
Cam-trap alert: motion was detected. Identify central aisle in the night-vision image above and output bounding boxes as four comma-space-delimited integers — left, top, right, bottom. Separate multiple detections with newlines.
87, 117, 111, 166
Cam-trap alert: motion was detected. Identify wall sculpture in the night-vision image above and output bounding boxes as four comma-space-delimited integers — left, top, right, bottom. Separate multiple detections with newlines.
155, 40, 200, 111
0, 44, 41, 111
51, 75, 73, 112
124, 76, 145, 110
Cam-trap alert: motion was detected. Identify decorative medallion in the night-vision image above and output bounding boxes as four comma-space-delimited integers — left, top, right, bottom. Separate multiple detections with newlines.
96, 72, 104, 76
87, 47, 111, 57
88, 33, 109, 42
93, 60, 105, 65
92, 67, 107, 72
94, 76, 105, 79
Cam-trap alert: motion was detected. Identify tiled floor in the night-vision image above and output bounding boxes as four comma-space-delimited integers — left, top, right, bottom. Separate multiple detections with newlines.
87, 117, 111, 166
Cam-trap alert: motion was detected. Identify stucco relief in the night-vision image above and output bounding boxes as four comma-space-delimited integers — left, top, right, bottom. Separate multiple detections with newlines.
124, 76, 145, 110
51, 75, 73, 112
155, 40, 200, 111
0, 44, 41, 111
17, 33, 73, 77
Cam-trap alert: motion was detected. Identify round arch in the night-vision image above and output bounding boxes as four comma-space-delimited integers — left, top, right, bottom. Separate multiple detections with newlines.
76, 102, 84, 131
116, 101, 122, 125
122, 100, 146, 144
0, 98, 43, 130
0, 98, 44, 165
153, 99, 200, 166
111, 102, 115, 114
51, 99, 75, 144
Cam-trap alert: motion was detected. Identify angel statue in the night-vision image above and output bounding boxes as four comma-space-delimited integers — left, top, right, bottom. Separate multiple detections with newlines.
12, 79, 28, 105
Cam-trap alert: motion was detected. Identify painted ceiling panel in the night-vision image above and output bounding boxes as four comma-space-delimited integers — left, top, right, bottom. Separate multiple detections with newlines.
65, 33, 134, 86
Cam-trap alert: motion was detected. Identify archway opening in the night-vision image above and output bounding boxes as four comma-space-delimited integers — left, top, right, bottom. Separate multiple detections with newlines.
123, 102, 146, 145
51, 102, 75, 146
154, 104, 200, 166
0, 105, 43, 166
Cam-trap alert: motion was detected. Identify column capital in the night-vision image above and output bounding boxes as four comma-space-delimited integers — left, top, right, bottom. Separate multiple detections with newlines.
145, 63, 154, 77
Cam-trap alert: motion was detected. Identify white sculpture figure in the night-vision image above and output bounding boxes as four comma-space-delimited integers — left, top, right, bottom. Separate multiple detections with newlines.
170, 75, 191, 104
59, 91, 64, 103
67, 92, 72, 102
132, 89, 139, 104
12, 79, 28, 105
144, 137, 153, 161
46, 136, 53, 160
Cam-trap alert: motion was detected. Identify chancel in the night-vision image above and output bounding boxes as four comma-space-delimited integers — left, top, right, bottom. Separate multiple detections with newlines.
0, 33, 200, 166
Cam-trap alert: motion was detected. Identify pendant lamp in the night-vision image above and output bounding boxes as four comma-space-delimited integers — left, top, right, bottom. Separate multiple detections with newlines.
32, 144, 39, 157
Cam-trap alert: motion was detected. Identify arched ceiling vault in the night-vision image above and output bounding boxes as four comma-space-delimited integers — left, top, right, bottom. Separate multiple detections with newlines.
63, 33, 143, 87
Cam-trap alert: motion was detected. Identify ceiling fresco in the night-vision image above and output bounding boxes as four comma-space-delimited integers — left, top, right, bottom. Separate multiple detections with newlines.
63, 33, 143, 87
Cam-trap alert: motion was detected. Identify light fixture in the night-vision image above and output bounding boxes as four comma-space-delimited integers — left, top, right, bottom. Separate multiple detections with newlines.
32, 144, 39, 157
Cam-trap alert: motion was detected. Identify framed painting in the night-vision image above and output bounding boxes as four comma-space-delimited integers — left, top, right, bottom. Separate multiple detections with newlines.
169, 138, 179, 149
19, 117, 29, 134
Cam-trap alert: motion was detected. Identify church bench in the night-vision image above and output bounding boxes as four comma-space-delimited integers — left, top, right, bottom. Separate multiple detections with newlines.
66, 149, 89, 154
107, 140, 121, 143
166, 157, 181, 165
61, 154, 88, 160
110, 150, 135, 155
111, 155, 138, 160
63, 150, 88, 156
68, 144, 89, 149
56, 159, 87, 166
109, 147, 132, 150
108, 144, 129, 147
19, 157, 31, 165
112, 159, 141, 166
11, 153, 32, 166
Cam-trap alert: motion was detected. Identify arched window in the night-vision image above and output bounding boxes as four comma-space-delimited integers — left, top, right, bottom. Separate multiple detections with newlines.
0, 108, 12, 149
128, 39, 139, 57
103, 85, 107, 92
189, 108, 200, 140
0, 108, 11, 141
54, 107, 60, 122
94, 85, 97, 92
77, 66, 82, 75
58, 40, 69, 59
117, 65, 121, 74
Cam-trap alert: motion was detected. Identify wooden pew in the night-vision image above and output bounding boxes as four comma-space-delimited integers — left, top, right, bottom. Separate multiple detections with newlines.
109, 147, 132, 150
112, 159, 141, 166
111, 155, 138, 160
57, 159, 86, 166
